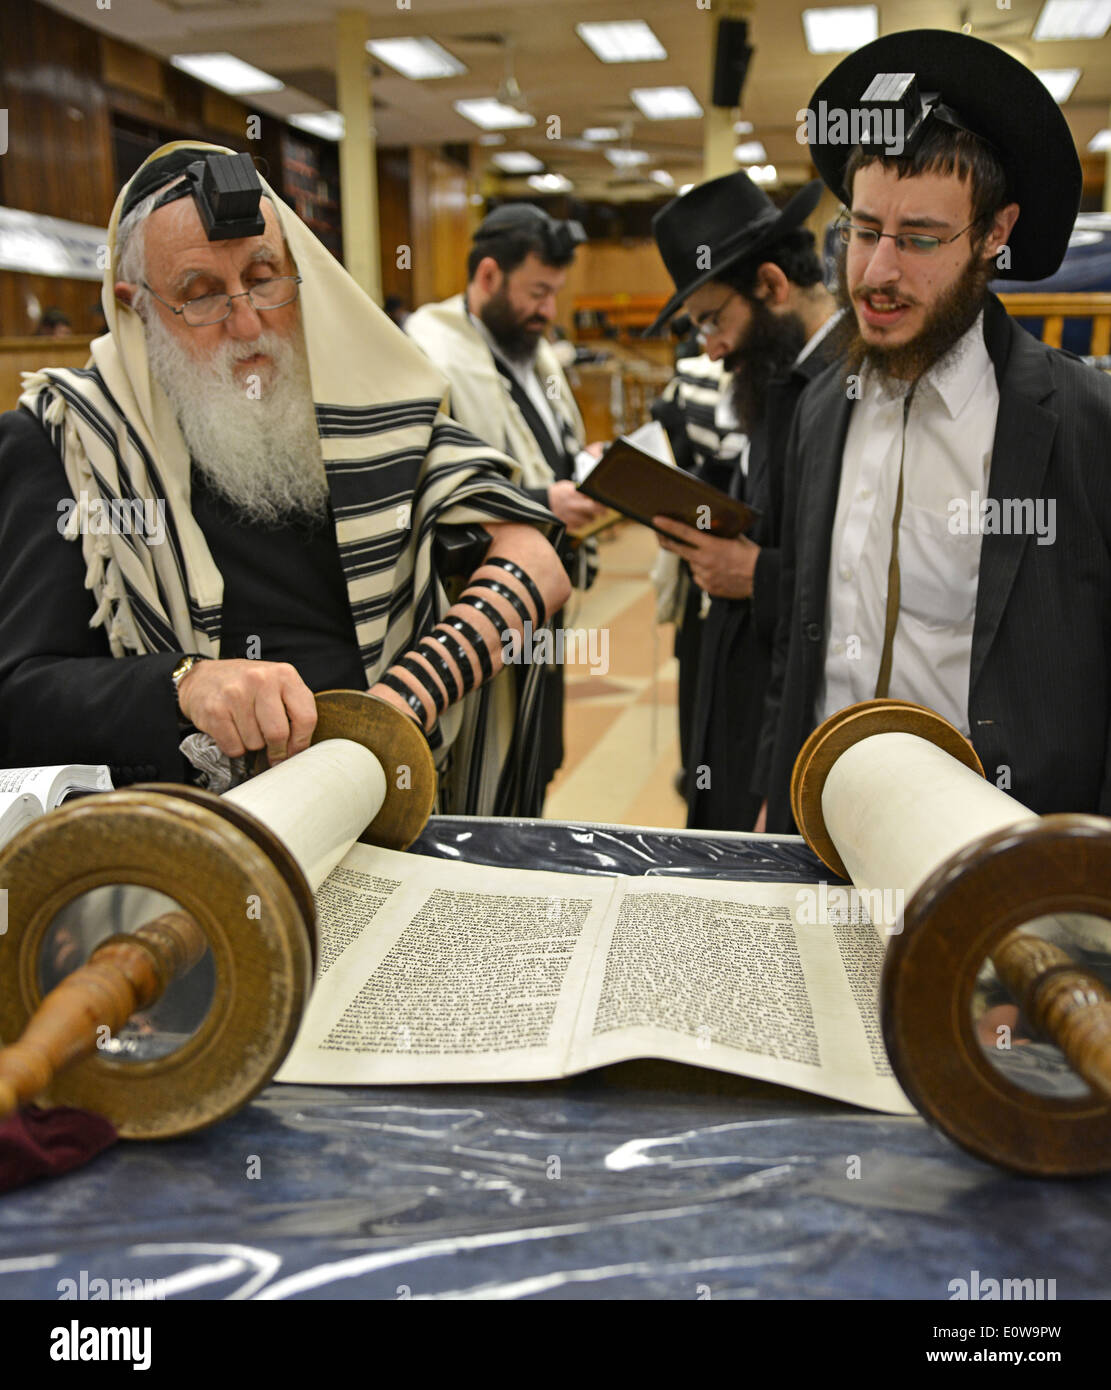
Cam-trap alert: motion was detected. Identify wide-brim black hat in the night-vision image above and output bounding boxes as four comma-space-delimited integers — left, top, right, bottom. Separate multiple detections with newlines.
645, 171, 824, 335
806, 28, 1082, 281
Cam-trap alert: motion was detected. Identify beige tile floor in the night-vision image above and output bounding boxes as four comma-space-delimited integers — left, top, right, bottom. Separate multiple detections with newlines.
543, 522, 688, 829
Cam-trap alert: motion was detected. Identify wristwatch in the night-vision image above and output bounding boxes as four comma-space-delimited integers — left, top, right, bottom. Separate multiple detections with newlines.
171, 654, 208, 715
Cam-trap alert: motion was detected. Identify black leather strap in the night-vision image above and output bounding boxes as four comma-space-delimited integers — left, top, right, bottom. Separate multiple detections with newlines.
425, 628, 478, 693
482, 557, 545, 621
397, 654, 447, 715
439, 614, 493, 682
415, 638, 462, 704
457, 593, 510, 640
464, 576, 533, 627
378, 669, 433, 728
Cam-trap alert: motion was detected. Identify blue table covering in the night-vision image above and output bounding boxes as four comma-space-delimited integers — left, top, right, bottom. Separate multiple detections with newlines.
1, 819, 1107, 1301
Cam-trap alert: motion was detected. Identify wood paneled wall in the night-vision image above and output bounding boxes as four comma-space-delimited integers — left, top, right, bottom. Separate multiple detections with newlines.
0, 3, 116, 226
0, 336, 94, 412
555, 241, 674, 334
0, 275, 105, 339
409, 147, 471, 309
377, 148, 413, 310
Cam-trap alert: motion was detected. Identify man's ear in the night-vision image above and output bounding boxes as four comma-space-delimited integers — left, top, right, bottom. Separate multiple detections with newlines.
473, 256, 503, 296
114, 281, 134, 308
755, 261, 790, 307
984, 203, 1020, 264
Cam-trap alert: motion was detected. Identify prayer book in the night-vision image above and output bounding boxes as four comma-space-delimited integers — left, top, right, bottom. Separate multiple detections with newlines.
578, 420, 759, 540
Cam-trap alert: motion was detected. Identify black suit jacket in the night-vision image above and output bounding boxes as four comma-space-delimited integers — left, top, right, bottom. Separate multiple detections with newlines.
755, 292, 1111, 830
685, 333, 839, 828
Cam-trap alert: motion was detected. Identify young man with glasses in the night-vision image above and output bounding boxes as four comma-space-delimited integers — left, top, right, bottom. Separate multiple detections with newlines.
0, 145, 570, 813
645, 169, 839, 830
754, 29, 1111, 831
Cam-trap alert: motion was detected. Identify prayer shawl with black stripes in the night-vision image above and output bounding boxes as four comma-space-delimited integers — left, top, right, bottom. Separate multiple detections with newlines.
18, 140, 556, 814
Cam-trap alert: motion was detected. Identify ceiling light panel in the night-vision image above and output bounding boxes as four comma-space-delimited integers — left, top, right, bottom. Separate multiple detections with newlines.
631, 86, 703, 120
367, 37, 467, 80
801, 6, 878, 55
576, 22, 667, 63
454, 99, 536, 130
170, 53, 284, 94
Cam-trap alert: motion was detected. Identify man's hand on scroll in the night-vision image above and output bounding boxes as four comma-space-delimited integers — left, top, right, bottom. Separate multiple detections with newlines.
176, 659, 318, 765
370, 521, 571, 733
547, 479, 607, 530
653, 515, 761, 601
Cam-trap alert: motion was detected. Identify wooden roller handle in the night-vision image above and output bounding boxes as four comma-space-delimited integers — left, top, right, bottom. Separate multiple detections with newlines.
0, 910, 207, 1120
992, 932, 1111, 1101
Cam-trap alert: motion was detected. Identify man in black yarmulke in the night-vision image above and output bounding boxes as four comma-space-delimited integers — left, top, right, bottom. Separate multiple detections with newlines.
754, 29, 1111, 831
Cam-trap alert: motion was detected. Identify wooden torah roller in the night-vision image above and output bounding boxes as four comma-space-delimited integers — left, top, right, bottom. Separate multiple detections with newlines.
792, 698, 1111, 1177
0, 690, 435, 1140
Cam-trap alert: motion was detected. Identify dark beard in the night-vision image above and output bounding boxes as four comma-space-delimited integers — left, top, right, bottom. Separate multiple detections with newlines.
830, 241, 995, 387
478, 285, 545, 365
723, 298, 808, 433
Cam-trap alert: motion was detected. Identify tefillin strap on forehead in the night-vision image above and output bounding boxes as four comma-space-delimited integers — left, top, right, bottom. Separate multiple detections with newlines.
856, 72, 998, 161
129, 151, 266, 241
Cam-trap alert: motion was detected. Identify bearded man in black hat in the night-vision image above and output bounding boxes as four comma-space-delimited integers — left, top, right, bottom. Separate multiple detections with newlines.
647, 169, 840, 830
754, 30, 1111, 831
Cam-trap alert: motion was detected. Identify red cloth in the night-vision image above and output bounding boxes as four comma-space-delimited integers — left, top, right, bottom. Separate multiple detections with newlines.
0, 1105, 118, 1192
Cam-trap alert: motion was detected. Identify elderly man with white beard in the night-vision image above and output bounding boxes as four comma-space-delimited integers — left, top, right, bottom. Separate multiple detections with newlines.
0, 144, 569, 811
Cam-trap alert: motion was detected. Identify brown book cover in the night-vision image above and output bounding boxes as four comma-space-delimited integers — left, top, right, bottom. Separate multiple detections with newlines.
578, 437, 758, 540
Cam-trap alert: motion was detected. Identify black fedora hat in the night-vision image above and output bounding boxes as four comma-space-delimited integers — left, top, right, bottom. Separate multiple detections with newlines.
645, 170, 823, 335
806, 28, 1082, 282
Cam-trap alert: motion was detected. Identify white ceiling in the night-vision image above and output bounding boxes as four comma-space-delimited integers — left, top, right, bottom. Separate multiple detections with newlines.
43, 0, 1111, 200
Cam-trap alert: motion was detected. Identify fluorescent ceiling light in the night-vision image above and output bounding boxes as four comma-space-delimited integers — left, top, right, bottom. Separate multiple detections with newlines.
583, 126, 620, 142
679, 183, 695, 195
492, 151, 544, 173
733, 140, 768, 164
528, 173, 573, 192
650, 169, 674, 186
631, 86, 703, 120
1088, 128, 1111, 151
289, 111, 344, 141
478, 133, 506, 146
575, 21, 667, 63
454, 98, 535, 130
1034, 67, 1082, 100
367, 37, 466, 80
801, 6, 878, 55
1033, 0, 1111, 40
606, 148, 651, 167
170, 53, 284, 95
733, 120, 754, 135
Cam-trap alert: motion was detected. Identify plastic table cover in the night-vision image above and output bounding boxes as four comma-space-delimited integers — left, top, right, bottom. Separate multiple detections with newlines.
1, 817, 1108, 1301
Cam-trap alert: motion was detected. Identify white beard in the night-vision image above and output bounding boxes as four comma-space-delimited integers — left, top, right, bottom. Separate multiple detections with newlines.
143, 308, 330, 526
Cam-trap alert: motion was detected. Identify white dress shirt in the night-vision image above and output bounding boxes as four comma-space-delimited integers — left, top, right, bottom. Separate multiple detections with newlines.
813, 311, 998, 735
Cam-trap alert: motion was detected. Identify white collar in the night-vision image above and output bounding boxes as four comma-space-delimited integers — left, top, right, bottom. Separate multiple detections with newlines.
863, 309, 991, 419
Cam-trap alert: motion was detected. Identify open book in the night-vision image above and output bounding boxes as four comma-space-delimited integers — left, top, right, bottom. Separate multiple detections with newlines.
578, 418, 759, 540
0, 764, 113, 850
276, 842, 914, 1115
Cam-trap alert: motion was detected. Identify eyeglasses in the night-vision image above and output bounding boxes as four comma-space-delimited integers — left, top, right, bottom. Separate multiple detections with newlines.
142, 274, 302, 326
836, 220, 976, 257
693, 289, 738, 340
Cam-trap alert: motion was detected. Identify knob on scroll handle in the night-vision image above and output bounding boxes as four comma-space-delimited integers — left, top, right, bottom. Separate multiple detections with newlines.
790, 698, 1111, 1177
